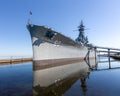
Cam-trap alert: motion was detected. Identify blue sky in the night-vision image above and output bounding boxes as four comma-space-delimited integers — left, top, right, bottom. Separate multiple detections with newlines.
0, 0, 120, 57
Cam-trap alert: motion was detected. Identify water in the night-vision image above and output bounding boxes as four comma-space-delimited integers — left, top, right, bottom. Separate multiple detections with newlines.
0, 62, 33, 96
0, 57, 120, 96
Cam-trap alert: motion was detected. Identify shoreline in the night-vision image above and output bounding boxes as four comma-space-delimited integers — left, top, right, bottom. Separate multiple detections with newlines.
0, 58, 33, 65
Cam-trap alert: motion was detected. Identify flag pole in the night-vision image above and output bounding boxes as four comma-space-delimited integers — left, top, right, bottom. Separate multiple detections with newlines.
27, 11, 32, 25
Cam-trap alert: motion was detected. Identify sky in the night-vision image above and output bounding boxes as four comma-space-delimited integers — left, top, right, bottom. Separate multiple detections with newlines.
0, 0, 120, 57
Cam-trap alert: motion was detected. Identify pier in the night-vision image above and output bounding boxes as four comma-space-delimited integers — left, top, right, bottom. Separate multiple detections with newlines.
94, 46, 120, 69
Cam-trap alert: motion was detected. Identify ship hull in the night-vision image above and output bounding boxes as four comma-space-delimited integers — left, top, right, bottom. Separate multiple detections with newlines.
32, 38, 87, 60
27, 24, 96, 64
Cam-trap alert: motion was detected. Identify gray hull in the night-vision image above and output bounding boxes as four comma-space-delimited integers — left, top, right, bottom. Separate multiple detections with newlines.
27, 24, 96, 64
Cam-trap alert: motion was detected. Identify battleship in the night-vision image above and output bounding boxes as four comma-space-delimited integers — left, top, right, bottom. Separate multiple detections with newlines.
27, 21, 97, 94
27, 21, 96, 69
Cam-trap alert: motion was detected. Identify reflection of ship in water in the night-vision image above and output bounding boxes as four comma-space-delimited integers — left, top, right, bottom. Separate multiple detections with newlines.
33, 70, 89, 96
33, 59, 95, 96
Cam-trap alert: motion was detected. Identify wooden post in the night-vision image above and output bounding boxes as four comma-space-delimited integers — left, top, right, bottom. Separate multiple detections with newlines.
108, 49, 111, 69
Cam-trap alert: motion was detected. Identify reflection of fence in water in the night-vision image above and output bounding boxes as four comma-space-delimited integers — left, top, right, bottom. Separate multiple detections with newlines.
92, 46, 120, 70
98, 56, 120, 69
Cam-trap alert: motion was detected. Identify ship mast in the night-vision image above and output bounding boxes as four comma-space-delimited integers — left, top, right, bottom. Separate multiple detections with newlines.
75, 21, 88, 45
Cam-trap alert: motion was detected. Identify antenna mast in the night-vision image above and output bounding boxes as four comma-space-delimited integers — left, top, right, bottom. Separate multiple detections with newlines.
75, 21, 88, 45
